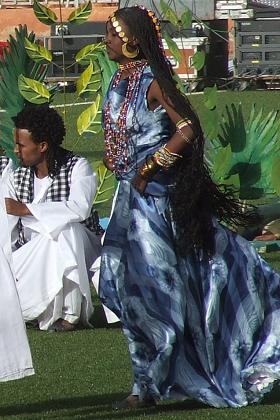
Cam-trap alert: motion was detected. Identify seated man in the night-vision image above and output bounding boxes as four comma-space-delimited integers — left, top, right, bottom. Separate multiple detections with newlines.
4, 105, 102, 332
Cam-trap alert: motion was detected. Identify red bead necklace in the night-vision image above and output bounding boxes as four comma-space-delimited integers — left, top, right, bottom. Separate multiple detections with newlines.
104, 60, 147, 175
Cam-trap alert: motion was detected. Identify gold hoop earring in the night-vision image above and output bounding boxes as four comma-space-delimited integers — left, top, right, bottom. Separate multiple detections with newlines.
122, 43, 139, 59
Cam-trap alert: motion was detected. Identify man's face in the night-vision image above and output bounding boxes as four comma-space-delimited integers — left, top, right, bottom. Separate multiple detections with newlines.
14, 128, 46, 167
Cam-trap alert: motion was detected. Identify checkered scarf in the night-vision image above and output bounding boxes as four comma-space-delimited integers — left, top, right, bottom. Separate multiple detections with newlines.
13, 152, 103, 246
0, 156, 9, 177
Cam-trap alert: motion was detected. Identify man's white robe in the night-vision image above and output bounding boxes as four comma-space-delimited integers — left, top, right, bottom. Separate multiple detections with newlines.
4, 157, 101, 330
0, 175, 34, 381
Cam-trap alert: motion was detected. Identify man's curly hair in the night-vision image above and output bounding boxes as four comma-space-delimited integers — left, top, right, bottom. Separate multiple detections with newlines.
13, 105, 68, 176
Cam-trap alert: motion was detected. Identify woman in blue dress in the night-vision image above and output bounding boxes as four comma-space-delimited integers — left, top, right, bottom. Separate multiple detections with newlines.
99, 6, 280, 409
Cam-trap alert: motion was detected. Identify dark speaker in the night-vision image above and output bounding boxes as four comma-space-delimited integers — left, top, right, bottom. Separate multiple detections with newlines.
49, 22, 106, 51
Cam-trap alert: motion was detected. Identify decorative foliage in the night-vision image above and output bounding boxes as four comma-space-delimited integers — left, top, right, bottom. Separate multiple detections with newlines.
76, 62, 101, 97
163, 31, 182, 65
67, 0, 92, 24
77, 94, 102, 136
24, 38, 52, 63
93, 162, 116, 207
191, 50, 205, 71
203, 84, 218, 110
207, 104, 280, 199
0, 25, 46, 159
33, 0, 57, 25
160, 0, 179, 27
18, 75, 51, 104
75, 42, 104, 66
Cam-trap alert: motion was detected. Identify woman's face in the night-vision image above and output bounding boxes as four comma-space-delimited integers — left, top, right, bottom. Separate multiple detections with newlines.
105, 17, 133, 63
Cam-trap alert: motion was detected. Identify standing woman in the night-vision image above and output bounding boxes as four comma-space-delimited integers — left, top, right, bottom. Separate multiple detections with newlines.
99, 6, 280, 409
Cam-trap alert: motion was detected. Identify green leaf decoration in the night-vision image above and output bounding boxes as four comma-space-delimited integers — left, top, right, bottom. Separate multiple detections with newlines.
93, 162, 116, 206
0, 25, 47, 160
75, 42, 104, 66
33, 0, 57, 25
208, 103, 280, 199
94, 50, 118, 96
203, 108, 220, 140
68, 0, 92, 24
191, 50, 205, 71
181, 9, 192, 29
160, 0, 179, 27
24, 37, 52, 63
76, 61, 102, 97
203, 85, 218, 110
77, 94, 102, 135
18, 75, 50, 104
212, 143, 232, 180
162, 31, 182, 65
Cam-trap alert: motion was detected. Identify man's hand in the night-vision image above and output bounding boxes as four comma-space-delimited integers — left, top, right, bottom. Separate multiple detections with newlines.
5, 198, 31, 216
131, 174, 148, 195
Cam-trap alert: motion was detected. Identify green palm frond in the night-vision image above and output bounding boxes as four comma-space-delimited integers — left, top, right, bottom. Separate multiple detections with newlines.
0, 25, 46, 160
208, 103, 280, 199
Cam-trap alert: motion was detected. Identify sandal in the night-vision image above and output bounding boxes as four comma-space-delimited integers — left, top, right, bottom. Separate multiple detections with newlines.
113, 394, 156, 410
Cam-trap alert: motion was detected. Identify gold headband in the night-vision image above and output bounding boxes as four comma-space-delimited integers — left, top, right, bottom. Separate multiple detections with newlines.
110, 13, 129, 44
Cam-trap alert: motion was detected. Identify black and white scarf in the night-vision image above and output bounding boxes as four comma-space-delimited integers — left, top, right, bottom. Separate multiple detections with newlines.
13, 152, 103, 245
0, 156, 9, 177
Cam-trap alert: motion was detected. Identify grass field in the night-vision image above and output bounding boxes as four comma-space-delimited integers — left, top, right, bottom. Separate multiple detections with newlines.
1, 90, 280, 419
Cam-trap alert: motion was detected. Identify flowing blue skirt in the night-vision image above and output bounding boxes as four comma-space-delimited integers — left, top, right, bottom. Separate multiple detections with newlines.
99, 180, 280, 408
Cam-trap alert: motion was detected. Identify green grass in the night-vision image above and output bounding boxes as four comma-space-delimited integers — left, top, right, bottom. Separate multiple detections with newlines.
1, 271, 280, 419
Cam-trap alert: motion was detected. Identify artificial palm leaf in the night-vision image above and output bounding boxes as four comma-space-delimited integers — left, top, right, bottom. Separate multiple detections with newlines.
67, 0, 92, 25
0, 25, 46, 160
76, 62, 102, 97
208, 103, 280, 199
24, 38, 52, 63
75, 42, 104, 66
93, 162, 116, 207
76, 94, 102, 136
18, 75, 51, 104
33, 0, 57, 25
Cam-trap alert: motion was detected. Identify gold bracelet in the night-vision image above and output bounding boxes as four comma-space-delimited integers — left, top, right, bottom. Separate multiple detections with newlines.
138, 156, 159, 180
176, 118, 192, 129
176, 126, 193, 144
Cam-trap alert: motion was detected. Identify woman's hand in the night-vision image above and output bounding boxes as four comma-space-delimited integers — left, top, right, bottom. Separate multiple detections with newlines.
132, 174, 148, 195
103, 156, 115, 172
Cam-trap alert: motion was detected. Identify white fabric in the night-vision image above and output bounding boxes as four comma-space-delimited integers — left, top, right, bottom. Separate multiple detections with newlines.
4, 157, 101, 330
91, 183, 120, 324
0, 181, 34, 381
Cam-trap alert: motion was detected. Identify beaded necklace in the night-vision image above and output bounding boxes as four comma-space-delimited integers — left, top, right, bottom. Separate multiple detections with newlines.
104, 60, 147, 175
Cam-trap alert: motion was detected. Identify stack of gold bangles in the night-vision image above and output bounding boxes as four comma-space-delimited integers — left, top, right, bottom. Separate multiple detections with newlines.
138, 145, 182, 180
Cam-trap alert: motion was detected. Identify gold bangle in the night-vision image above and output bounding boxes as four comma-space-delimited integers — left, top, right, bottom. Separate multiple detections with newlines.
176, 118, 192, 129
138, 156, 159, 180
176, 127, 193, 144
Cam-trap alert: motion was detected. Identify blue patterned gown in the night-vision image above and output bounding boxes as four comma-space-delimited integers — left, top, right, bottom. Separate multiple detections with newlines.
99, 66, 280, 408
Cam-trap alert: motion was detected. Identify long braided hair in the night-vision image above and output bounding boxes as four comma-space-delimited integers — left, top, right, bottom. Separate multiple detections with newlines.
12, 105, 69, 177
117, 7, 254, 257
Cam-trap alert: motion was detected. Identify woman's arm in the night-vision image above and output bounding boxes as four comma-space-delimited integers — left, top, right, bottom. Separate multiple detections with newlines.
132, 80, 196, 194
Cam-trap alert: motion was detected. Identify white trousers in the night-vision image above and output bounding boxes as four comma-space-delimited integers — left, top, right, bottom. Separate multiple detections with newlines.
13, 223, 100, 330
